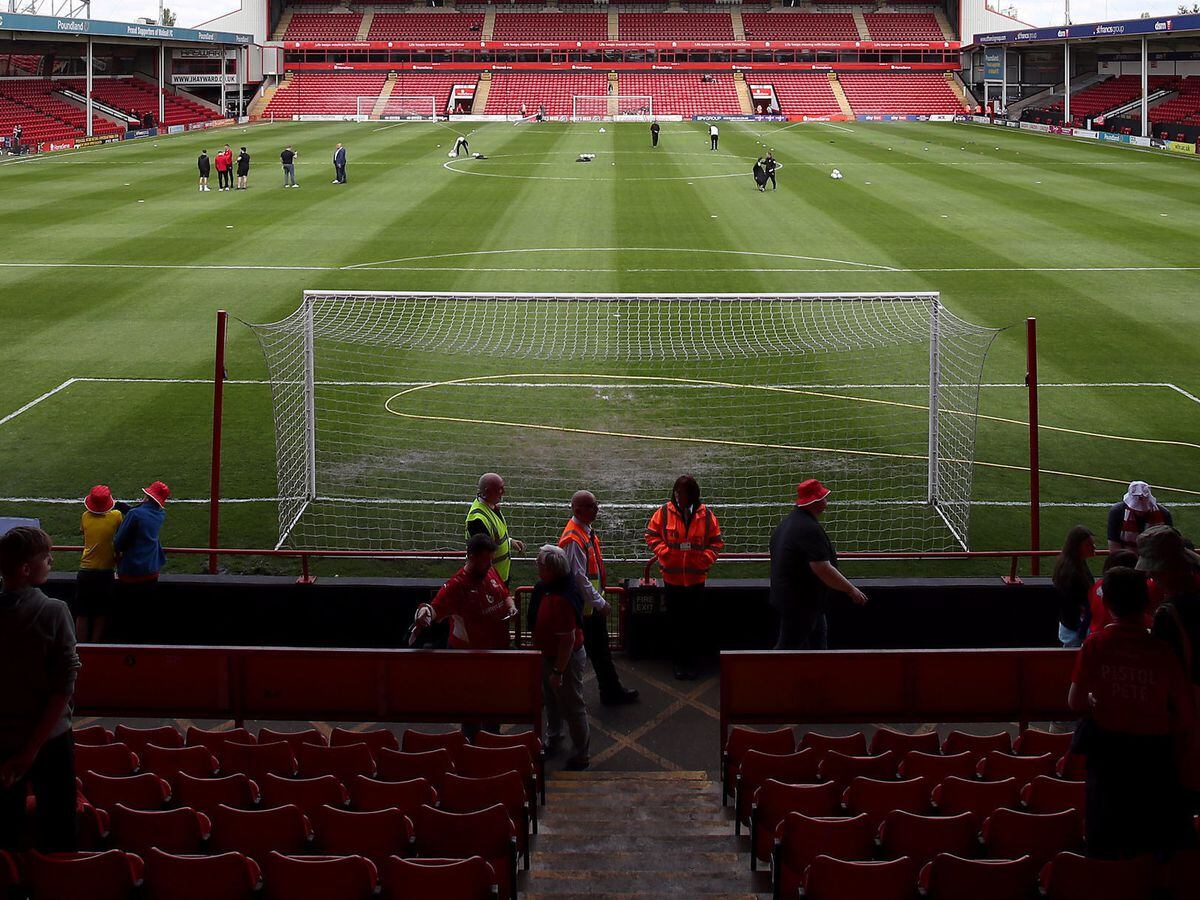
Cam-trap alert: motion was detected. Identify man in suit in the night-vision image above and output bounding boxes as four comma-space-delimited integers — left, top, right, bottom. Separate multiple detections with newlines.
650, 120, 660, 148
333, 143, 347, 184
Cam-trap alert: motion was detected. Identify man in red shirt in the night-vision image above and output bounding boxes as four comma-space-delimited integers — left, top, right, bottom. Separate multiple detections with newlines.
1069, 565, 1195, 859
215, 145, 233, 192
530, 544, 589, 771
412, 534, 515, 650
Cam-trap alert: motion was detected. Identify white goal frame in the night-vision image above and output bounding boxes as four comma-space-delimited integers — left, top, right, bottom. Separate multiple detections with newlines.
571, 94, 654, 121
355, 94, 438, 121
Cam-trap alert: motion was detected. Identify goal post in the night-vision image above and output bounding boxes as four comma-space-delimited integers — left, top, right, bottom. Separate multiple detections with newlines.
355, 94, 438, 121
571, 95, 654, 121
247, 293, 1000, 557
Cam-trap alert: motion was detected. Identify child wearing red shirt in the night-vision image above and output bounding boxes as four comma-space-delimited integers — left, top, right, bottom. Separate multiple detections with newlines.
1069, 566, 1195, 859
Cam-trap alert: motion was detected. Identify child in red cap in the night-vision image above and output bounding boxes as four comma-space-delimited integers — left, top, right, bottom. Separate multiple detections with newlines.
74, 485, 125, 642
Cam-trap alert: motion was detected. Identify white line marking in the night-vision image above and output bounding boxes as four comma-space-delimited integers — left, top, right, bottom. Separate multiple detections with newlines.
0, 379, 77, 427
820, 122, 856, 134
1167, 383, 1200, 406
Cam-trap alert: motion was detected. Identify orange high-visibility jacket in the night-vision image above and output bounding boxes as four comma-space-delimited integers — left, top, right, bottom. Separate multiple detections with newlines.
644, 502, 724, 587
559, 518, 607, 616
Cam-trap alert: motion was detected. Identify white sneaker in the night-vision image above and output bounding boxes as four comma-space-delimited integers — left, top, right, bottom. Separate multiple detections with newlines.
332, 180, 339, 184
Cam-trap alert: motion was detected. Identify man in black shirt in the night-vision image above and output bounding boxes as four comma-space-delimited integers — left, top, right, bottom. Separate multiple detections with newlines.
280, 145, 298, 188
197, 150, 210, 192
650, 120, 660, 148
768, 479, 867, 650
764, 151, 778, 191
236, 147, 250, 190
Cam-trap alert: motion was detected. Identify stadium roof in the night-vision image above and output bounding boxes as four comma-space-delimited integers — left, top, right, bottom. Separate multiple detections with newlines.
0, 10, 252, 45
970, 11, 1200, 48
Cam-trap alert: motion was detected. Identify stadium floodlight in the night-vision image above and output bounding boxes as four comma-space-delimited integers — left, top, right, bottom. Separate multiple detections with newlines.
355, 95, 438, 122
571, 95, 654, 122
248, 293, 999, 558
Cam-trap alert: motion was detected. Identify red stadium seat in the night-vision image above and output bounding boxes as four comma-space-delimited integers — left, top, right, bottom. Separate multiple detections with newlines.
380, 856, 497, 900
750, 779, 842, 867
723, 726, 795, 802
140, 745, 219, 781
401, 728, 468, 762
80, 771, 171, 813
113, 725, 183, 755
220, 741, 298, 781
208, 803, 313, 859
257, 728, 327, 750
73, 725, 113, 746
1040, 851, 1158, 900
411, 804, 518, 900
185, 727, 255, 755
312, 805, 414, 865
347, 775, 437, 815
260, 773, 349, 818
977, 752, 1057, 785
774, 813, 875, 899
141, 848, 261, 900
1013, 729, 1072, 757
982, 808, 1083, 865
78, 803, 111, 850
296, 742, 377, 781
471, 730, 546, 804
870, 728, 940, 757
899, 751, 977, 782
800, 731, 868, 760
457, 744, 537, 818
735, 749, 819, 830
329, 727, 398, 754
442, 771, 531, 867
75, 742, 140, 777
1021, 776, 1085, 815
803, 855, 920, 900
172, 773, 260, 818
842, 777, 931, 825
1057, 753, 1086, 780
878, 810, 979, 866
932, 777, 1021, 820
108, 804, 210, 854
377, 748, 455, 792
943, 731, 1013, 756
23, 850, 144, 900
819, 750, 897, 786
261, 852, 378, 900
919, 853, 1039, 900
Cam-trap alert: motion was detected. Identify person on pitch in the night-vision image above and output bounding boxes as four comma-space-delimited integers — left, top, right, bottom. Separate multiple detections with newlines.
197, 149, 211, 192
753, 158, 767, 192
235, 147, 250, 190
709, 123, 719, 151
769, 479, 867, 650
559, 491, 638, 705
452, 134, 470, 158
466, 473, 524, 587
280, 145, 298, 188
645, 475, 724, 680
764, 150, 778, 191
333, 143, 347, 184
215, 144, 233, 191
650, 120, 660, 148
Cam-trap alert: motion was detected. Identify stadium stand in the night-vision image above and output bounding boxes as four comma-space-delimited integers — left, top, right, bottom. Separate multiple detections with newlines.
1150, 76, 1200, 127
742, 12, 860, 41
1042, 74, 1180, 119
366, 12, 485, 41
485, 71, 609, 117
617, 12, 735, 40
57, 78, 221, 127
838, 73, 965, 114
388, 72, 476, 116
617, 72, 742, 117
0, 79, 125, 144
863, 12, 946, 41
282, 12, 363, 42
491, 12, 608, 41
768, 73, 843, 116
262, 73, 388, 118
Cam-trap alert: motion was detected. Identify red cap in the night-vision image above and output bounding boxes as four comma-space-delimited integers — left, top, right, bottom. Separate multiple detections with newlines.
795, 479, 831, 507
142, 481, 171, 508
84, 485, 114, 514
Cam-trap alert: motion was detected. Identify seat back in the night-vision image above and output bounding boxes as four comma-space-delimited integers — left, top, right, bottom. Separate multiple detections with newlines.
724, 726, 795, 793
1041, 851, 1157, 900
72, 725, 114, 746
471, 730, 542, 758
819, 750, 897, 786
312, 805, 413, 864
296, 742, 377, 781
348, 775, 437, 815
172, 773, 259, 818
141, 848, 261, 900
80, 771, 170, 813
185, 727, 255, 755
257, 728, 327, 749
376, 748, 455, 791
921, 853, 1039, 900
870, 728, 939, 757
260, 773, 349, 817
1014, 729, 1072, 758
799, 731, 868, 760
736, 747, 820, 822
878, 811, 978, 866
208, 803, 312, 858
380, 856, 497, 900
933, 776, 1020, 820
109, 804, 209, 855
400, 728, 468, 762
843, 777, 930, 824
1021, 776, 1085, 815
25, 850, 144, 900
411, 803, 517, 899
804, 855, 920, 900
261, 852, 378, 900
752, 779, 842, 862
899, 751, 977, 782
978, 752, 1056, 785
113, 725, 183, 755
943, 731, 1013, 756
330, 727, 399, 753
982, 808, 1082, 865
75, 742, 140, 777
458, 744, 534, 781
777, 812, 876, 872
141, 745, 219, 781
220, 741, 297, 781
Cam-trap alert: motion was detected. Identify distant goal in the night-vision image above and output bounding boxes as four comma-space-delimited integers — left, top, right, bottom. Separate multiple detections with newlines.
248, 292, 1000, 557
356, 95, 438, 121
571, 95, 653, 121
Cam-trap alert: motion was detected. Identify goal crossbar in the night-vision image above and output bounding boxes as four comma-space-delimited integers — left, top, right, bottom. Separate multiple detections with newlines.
356, 94, 438, 121
571, 94, 653, 121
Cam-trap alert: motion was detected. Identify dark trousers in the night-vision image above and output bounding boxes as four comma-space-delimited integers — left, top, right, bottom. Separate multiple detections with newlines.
651, 132, 659, 147
0, 731, 77, 852
665, 583, 705, 671
710, 135, 718, 150
774, 606, 828, 650
767, 171, 777, 190
583, 611, 623, 697
218, 169, 230, 189
334, 163, 346, 183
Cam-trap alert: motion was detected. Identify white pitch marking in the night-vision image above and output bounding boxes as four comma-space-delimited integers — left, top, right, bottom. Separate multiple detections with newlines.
1167, 383, 1200, 406
820, 122, 856, 134
0, 379, 77, 428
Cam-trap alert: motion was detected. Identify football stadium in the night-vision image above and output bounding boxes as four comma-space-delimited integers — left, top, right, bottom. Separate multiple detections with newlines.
0, 0, 1198, 896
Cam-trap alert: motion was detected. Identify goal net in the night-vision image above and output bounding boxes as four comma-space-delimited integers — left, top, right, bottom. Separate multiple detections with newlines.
248, 293, 999, 558
355, 95, 438, 121
572, 95, 653, 121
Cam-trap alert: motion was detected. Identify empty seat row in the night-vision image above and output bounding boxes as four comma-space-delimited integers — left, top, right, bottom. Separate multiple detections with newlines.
491, 12, 608, 41
838, 73, 965, 114
283, 12, 363, 41
366, 12, 484, 41
862, 12, 945, 41
617, 72, 742, 117
767, 73, 842, 116
485, 71, 609, 116
742, 12, 859, 42
0, 848, 498, 900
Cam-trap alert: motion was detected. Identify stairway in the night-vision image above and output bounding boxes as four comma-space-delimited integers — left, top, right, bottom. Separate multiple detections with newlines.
271, 7, 293, 41
524, 771, 764, 897
730, 7, 746, 41
483, 5, 497, 41
851, 7, 870, 41
945, 72, 976, 111
932, 7, 956, 41
474, 71, 492, 114
371, 74, 397, 118
733, 72, 754, 116
608, 6, 620, 40
357, 9, 374, 40
828, 73, 853, 117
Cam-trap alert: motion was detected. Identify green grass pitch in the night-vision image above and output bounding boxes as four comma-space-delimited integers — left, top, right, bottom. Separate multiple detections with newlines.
1, 118, 1197, 578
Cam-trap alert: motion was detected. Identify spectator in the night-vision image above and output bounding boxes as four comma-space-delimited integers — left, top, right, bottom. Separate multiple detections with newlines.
769, 479, 867, 650
530, 544, 589, 770
112, 480, 169, 641
197, 149, 211, 192
74, 484, 124, 642
332, 143, 347, 185
644, 475, 723, 680
235, 147, 250, 190
0, 527, 81, 852
1145, 526, 1200, 810
1086, 549, 1139, 636
466, 473, 524, 588
1052, 525, 1096, 648
280, 145, 298, 188
12, 124, 22, 150
1108, 480, 1173, 551
410, 533, 514, 650
1069, 565, 1195, 858
215, 144, 232, 191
